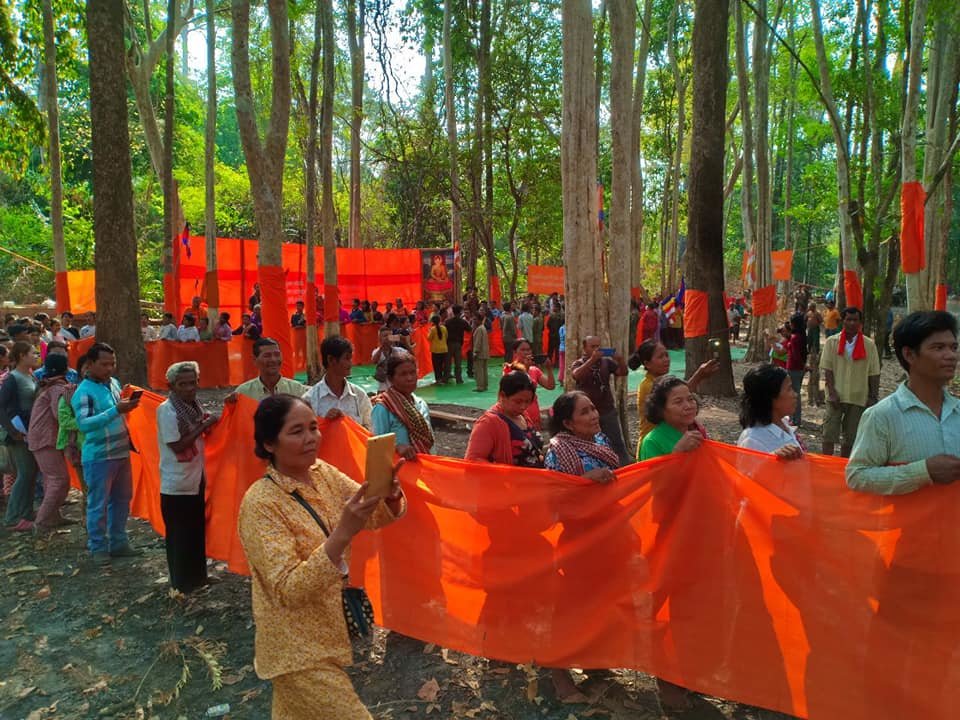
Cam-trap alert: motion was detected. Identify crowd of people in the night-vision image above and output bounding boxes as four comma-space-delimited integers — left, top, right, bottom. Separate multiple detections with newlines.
0, 290, 957, 717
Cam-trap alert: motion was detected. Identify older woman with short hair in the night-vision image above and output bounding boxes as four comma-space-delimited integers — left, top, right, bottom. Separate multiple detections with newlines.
157, 361, 218, 592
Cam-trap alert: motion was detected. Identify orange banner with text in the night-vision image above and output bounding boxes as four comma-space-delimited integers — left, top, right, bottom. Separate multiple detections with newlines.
108, 394, 960, 720
526, 265, 565, 295
771, 250, 794, 281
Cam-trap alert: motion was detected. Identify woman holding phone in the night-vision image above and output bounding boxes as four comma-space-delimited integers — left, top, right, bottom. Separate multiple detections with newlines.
502, 338, 555, 430
238, 394, 405, 719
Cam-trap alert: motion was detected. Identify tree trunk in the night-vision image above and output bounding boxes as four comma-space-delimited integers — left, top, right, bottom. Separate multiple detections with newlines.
347, 0, 364, 249
901, 0, 928, 311
163, 0, 177, 298
320, 0, 340, 338
231, 0, 293, 370
204, 0, 218, 320
87, 0, 147, 386
630, 0, 653, 296
562, 0, 606, 388
920, 9, 959, 308
443, 0, 462, 266
685, 0, 734, 396
304, 0, 323, 380
810, 0, 861, 306
665, 1, 687, 294
41, 0, 66, 282
608, 0, 635, 445
481, 0, 496, 297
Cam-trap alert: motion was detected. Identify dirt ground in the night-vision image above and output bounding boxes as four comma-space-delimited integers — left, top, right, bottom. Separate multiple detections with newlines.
0, 347, 922, 720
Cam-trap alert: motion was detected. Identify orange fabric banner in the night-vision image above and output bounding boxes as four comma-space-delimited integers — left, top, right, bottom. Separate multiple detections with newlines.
900, 181, 926, 274
527, 265, 565, 295
683, 289, 709, 338
111, 396, 960, 720
63, 270, 96, 314
55, 271, 70, 313
843, 270, 864, 311
771, 251, 794, 281
752, 285, 777, 317
935, 284, 948, 311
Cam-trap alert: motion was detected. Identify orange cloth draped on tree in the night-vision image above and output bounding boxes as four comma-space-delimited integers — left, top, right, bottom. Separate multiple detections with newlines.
752, 285, 778, 317
683, 289, 709, 338
935, 284, 948, 311
900, 181, 926, 274
96, 393, 960, 720
843, 270, 864, 310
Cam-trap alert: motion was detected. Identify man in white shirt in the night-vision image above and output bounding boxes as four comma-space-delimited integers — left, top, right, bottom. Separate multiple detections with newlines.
158, 312, 179, 341
302, 335, 373, 429
79, 312, 97, 339
156, 361, 218, 593
141, 312, 159, 342
177, 314, 201, 342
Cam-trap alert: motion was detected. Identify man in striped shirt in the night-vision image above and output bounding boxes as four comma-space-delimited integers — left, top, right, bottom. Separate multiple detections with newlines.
71, 343, 142, 564
846, 310, 960, 495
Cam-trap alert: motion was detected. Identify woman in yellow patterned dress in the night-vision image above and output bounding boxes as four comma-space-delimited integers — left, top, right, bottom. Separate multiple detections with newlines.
238, 394, 405, 719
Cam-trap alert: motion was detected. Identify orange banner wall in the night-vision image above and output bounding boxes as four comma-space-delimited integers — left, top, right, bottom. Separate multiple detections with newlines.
526, 265, 565, 295
173, 239, 422, 320
112, 395, 960, 720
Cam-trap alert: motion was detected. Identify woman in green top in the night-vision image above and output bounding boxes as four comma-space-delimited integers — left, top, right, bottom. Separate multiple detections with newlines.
639, 376, 707, 460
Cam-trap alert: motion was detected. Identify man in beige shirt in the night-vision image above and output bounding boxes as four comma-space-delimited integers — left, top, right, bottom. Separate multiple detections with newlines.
819, 306, 880, 457
235, 337, 308, 401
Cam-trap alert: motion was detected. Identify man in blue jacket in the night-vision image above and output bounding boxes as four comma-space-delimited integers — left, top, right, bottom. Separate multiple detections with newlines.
71, 343, 142, 564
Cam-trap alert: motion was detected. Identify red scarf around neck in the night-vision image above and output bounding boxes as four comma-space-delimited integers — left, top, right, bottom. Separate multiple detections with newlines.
837, 329, 866, 360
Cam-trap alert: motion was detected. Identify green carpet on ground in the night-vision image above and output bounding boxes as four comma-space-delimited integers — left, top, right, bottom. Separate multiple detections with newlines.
295, 347, 746, 411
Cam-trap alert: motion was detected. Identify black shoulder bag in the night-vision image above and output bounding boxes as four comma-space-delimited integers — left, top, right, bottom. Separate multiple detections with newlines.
288, 490, 376, 638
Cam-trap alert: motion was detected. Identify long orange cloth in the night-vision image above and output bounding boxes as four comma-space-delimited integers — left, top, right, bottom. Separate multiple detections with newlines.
111, 392, 960, 720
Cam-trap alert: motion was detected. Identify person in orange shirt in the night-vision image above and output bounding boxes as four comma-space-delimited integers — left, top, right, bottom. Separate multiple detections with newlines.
822, 299, 841, 337
238, 395, 405, 719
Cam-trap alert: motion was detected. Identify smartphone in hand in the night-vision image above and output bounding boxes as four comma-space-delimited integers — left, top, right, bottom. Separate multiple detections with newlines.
129, 390, 144, 401
364, 433, 396, 499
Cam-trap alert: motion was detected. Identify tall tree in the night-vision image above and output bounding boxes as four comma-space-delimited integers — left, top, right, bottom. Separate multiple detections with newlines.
684, 0, 734, 395
204, 0, 218, 320
443, 0, 462, 274
608, 0, 635, 439
562, 0, 606, 381
231, 0, 293, 365
41, 0, 66, 306
304, 0, 323, 377
87, 0, 147, 386
163, 0, 176, 315
630, 0, 654, 297
810, 0, 861, 307
347, 0, 365, 249
320, 0, 339, 337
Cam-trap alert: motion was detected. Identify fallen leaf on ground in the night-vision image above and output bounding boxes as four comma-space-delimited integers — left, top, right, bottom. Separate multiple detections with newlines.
526, 677, 538, 701
422, 643, 435, 654
17, 686, 36, 699
35, 586, 51, 599
417, 678, 440, 702
6, 565, 39, 575
425, 703, 440, 714
82, 679, 108, 695
440, 648, 458, 665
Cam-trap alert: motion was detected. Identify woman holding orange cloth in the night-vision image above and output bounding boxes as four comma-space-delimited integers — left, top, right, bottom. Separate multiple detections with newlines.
238, 394, 405, 719
465, 371, 543, 466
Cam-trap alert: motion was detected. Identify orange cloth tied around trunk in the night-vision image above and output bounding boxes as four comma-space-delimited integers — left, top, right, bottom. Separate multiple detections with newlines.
683, 289, 708, 338
99, 392, 960, 720
935, 284, 947, 311
843, 270, 864, 311
258, 265, 294, 378
752, 285, 777, 317
900, 181, 925, 274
